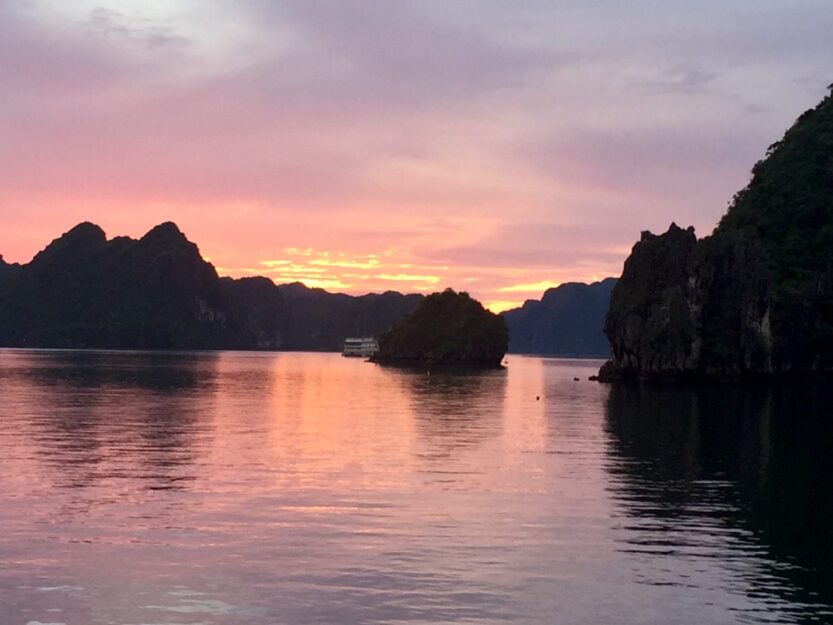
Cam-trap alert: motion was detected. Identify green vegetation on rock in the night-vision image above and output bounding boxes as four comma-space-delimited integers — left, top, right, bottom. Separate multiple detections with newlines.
374, 289, 508, 367
601, 85, 833, 381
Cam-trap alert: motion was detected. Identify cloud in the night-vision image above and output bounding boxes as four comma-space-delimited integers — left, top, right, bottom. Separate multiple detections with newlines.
498, 281, 561, 294
637, 66, 719, 94
1, 0, 832, 307
235, 0, 567, 106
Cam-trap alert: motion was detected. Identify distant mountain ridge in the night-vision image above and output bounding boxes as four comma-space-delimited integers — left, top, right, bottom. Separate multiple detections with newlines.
502, 278, 617, 357
0, 222, 616, 354
275, 282, 423, 351
0, 223, 422, 351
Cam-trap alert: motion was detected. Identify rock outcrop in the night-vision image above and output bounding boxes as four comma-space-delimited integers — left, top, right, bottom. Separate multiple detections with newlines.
600, 85, 833, 382
373, 289, 508, 368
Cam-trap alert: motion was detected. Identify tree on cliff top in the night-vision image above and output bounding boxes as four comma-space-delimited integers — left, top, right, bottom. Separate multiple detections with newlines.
719, 86, 833, 286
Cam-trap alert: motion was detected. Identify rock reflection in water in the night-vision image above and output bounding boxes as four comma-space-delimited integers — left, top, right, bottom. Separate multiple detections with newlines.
405, 368, 507, 472
605, 384, 833, 622
1, 350, 218, 491
1, 351, 832, 624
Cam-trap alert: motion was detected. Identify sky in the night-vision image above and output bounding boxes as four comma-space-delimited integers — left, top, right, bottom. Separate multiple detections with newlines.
1, 1, 831, 311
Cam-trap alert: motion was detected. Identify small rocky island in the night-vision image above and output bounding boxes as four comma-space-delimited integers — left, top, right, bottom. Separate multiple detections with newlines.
372, 289, 508, 368
600, 85, 833, 382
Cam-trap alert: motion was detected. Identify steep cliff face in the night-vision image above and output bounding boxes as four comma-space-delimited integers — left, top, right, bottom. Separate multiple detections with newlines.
601, 225, 773, 380
601, 86, 833, 381
603, 224, 700, 377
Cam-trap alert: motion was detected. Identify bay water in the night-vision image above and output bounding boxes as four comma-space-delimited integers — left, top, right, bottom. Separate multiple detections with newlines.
0, 350, 831, 624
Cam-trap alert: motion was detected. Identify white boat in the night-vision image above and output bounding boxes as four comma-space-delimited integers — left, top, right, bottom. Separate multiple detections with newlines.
342, 337, 379, 358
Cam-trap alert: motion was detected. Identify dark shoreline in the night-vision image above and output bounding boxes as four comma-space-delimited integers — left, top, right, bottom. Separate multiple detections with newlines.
594, 364, 833, 386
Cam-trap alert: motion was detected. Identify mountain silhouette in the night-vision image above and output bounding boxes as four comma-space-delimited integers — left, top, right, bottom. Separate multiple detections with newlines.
502, 278, 616, 357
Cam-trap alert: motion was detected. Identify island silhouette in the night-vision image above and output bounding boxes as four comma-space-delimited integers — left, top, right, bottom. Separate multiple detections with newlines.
600, 84, 833, 382
0, 222, 610, 356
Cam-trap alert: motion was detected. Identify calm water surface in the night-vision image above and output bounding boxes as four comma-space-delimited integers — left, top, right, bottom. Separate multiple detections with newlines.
0, 350, 831, 624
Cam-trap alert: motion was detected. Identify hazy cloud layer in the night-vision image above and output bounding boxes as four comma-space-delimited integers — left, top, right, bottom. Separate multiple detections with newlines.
1, 0, 831, 309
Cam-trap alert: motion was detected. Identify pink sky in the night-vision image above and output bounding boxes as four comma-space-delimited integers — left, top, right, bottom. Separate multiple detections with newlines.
1, 1, 831, 311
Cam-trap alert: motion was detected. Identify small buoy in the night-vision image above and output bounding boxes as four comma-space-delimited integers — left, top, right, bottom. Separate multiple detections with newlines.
536, 396, 540, 400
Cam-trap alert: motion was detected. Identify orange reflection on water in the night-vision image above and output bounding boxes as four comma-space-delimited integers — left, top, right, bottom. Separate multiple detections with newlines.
3, 351, 824, 623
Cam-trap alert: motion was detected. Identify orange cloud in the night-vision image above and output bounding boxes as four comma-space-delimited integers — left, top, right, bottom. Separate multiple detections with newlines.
498, 280, 560, 293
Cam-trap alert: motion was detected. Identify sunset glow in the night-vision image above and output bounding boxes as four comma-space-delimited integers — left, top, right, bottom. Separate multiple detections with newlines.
1, 1, 831, 310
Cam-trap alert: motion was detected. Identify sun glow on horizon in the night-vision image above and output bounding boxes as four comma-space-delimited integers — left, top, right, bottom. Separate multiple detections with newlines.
219, 248, 451, 295
484, 300, 522, 314
211, 241, 620, 308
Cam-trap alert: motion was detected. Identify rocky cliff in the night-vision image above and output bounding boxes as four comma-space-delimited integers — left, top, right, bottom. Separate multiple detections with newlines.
600, 86, 833, 381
